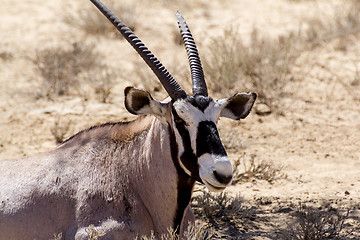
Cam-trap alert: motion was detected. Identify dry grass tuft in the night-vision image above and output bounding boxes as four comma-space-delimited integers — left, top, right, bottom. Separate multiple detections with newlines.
85, 225, 106, 240
32, 42, 117, 102
192, 189, 256, 237
86, 68, 116, 103
135, 224, 215, 240
203, 27, 300, 111
50, 115, 72, 144
63, 0, 138, 37
232, 153, 286, 184
32, 42, 100, 98
277, 203, 360, 240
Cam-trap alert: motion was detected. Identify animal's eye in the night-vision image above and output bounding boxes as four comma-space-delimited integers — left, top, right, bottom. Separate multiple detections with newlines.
174, 118, 185, 125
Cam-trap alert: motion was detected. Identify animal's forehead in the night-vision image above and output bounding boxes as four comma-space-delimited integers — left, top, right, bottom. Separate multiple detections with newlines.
187, 95, 214, 112
173, 95, 213, 112
172, 95, 220, 122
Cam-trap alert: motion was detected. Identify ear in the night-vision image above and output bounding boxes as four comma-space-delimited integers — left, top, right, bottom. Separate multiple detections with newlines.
124, 87, 168, 118
218, 92, 257, 120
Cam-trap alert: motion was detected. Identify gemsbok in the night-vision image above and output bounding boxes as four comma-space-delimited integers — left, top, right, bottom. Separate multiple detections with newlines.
0, 0, 257, 239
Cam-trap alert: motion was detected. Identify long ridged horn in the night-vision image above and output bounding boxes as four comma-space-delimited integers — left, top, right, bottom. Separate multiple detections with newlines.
176, 11, 208, 97
90, 0, 187, 100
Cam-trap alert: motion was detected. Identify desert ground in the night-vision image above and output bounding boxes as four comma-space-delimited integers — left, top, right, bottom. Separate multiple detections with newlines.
1, 0, 360, 239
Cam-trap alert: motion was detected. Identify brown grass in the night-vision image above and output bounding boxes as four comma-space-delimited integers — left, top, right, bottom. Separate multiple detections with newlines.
191, 189, 256, 238
203, 27, 300, 111
86, 68, 116, 103
232, 153, 286, 184
50, 115, 72, 144
135, 224, 215, 240
32, 42, 117, 102
32, 42, 100, 98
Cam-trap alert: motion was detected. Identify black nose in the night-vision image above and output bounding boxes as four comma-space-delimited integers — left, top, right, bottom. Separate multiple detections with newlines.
213, 170, 232, 185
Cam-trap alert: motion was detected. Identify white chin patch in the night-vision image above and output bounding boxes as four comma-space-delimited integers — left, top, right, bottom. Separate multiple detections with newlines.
198, 153, 233, 192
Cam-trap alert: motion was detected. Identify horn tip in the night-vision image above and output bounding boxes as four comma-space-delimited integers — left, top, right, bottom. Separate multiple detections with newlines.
175, 10, 184, 22
175, 11, 187, 32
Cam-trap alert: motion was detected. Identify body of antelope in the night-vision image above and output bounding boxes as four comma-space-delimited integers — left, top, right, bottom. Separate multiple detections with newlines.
0, 0, 256, 239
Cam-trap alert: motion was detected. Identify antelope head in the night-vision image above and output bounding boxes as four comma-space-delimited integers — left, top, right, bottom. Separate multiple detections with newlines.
91, 0, 257, 192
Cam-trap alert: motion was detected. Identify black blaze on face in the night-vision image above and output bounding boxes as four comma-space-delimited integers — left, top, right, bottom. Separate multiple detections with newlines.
196, 121, 227, 158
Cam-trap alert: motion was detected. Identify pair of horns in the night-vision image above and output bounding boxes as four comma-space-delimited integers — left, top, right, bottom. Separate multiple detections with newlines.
90, 0, 208, 99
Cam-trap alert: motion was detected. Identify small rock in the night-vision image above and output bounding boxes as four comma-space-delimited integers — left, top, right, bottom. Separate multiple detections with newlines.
255, 103, 272, 116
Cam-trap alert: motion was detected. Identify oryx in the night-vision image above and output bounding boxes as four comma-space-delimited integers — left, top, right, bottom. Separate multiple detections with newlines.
0, 0, 256, 239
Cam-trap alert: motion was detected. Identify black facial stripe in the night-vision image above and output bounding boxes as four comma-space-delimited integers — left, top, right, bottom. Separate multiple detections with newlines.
171, 107, 202, 182
187, 95, 212, 112
196, 121, 227, 157
168, 124, 195, 234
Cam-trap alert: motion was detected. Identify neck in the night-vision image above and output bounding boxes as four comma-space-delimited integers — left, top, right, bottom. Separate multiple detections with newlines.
167, 123, 196, 232
138, 117, 195, 235
59, 115, 195, 235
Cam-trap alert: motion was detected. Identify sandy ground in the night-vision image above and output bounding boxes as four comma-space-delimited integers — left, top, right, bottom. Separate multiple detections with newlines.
1, 0, 360, 238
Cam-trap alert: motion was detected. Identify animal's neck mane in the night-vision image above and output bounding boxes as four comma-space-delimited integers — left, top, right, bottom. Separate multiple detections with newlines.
60, 115, 155, 147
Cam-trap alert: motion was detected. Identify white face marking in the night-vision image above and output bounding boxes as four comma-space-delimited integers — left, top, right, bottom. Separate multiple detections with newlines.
171, 98, 233, 192
173, 99, 222, 156
173, 128, 192, 176
198, 153, 233, 192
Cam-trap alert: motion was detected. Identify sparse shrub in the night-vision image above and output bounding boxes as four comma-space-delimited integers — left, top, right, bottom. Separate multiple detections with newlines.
33, 42, 100, 98
135, 225, 215, 240
191, 189, 255, 237
232, 153, 285, 184
203, 27, 301, 111
63, 0, 138, 37
277, 203, 360, 240
182, 224, 215, 240
51, 115, 72, 144
87, 68, 115, 103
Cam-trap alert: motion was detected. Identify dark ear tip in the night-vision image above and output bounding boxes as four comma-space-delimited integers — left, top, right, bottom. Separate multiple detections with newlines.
124, 86, 133, 96
252, 92, 257, 100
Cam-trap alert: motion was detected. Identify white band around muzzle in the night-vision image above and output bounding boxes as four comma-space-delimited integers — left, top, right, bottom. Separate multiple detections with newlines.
198, 153, 233, 192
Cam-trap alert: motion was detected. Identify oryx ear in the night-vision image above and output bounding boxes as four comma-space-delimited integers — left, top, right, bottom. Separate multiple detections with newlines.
219, 92, 257, 120
124, 87, 167, 117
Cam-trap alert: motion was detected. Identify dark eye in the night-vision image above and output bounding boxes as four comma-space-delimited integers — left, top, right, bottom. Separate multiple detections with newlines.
174, 118, 185, 125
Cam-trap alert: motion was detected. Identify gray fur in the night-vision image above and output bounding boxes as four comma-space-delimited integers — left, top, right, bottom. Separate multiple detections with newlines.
0, 115, 193, 239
